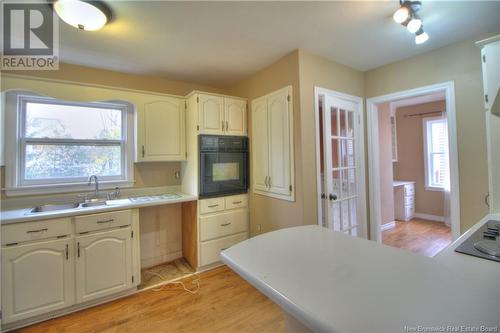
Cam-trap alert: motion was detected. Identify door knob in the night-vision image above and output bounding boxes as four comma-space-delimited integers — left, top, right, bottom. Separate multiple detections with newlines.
329, 194, 337, 201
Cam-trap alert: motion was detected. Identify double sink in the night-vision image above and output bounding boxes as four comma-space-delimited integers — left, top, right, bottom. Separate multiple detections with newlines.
30, 200, 109, 213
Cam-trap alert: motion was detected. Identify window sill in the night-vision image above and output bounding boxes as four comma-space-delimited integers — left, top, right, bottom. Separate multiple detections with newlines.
425, 186, 445, 192
4, 180, 135, 197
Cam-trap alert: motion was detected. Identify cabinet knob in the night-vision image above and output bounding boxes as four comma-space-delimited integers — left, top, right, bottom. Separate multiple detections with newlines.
329, 194, 337, 201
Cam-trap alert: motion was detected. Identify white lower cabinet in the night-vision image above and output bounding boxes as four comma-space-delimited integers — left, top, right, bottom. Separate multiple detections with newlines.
1, 237, 74, 324
198, 194, 249, 268
76, 227, 133, 303
394, 182, 415, 222
1, 209, 139, 326
200, 232, 248, 267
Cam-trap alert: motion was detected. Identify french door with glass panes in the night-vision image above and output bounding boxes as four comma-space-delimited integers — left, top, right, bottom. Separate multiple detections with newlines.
321, 94, 364, 237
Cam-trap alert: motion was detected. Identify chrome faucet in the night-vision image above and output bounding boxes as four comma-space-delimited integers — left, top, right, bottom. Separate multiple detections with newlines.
88, 175, 99, 197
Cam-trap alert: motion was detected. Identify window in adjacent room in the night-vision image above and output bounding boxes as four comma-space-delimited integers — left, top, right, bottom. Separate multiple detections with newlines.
5, 92, 134, 195
423, 116, 449, 191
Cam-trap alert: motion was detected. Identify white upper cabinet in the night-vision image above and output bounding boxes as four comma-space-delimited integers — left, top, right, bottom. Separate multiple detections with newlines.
136, 95, 185, 162
251, 86, 294, 201
225, 98, 247, 136
197, 93, 247, 136
1, 238, 74, 324
251, 97, 270, 193
478, 35, 500, 214
478, 37, 500, 113
198, 94, 225, 135
76, 227, 132, 303
267, 89, 292, 197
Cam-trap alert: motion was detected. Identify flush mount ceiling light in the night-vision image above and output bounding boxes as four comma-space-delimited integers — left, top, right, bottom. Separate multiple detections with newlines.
393, 0, 429, 44
53, 0, 112, 31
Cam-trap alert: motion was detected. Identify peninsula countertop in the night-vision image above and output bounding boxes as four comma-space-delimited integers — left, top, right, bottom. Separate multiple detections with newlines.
221, 217, 500, 333
0, 192, 197, 225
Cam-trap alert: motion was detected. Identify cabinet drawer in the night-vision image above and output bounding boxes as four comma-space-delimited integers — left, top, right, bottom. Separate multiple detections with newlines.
224, 194, 248, 210
404, 195, 414, 206
200, 232, 248, 267
75, 210, 131, 234
200, 210, 248, 241
199, 197, 225, 214
404, 184, 415, 196
2, 218, 72, 245
404, 205, 415, 220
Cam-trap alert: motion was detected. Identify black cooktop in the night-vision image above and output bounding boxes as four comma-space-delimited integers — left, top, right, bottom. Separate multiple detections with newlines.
455, 220, 500, 263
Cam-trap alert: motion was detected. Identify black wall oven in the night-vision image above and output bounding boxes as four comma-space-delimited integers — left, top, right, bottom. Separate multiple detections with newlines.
199, 135, 249, 198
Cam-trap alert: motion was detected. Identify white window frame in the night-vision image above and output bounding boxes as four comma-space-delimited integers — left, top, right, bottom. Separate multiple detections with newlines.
4, 91, 135, 196
422, 115, 448, 192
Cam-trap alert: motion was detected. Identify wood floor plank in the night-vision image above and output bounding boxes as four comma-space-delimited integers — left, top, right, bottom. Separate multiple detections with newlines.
17, 266, 284, 333
382, 218, 452, 257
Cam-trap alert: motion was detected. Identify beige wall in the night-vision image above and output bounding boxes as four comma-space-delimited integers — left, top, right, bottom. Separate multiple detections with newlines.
393, 101, 445, 217
297, 49, 365, 228
365, 36, 491, 233
228, 51, 303, 235
377, 103, 395, 225
1, 35, 494, 236
3, 62, 228, 96
228, 49, 365, 235
0, 63, 230, 197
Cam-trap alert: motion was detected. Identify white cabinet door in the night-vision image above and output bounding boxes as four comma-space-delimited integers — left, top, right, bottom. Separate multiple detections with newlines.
1, 238, 74, 324
481, 41, 500, 111
251, 97, 270, 193
198, 94, 224, 135
267, 88, 293, 197
224, 98, 247, 136
140, 97, 185, 161
76, 227, 132, 303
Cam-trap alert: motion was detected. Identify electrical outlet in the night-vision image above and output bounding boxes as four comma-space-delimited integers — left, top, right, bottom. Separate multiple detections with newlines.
257, 224, 262, 232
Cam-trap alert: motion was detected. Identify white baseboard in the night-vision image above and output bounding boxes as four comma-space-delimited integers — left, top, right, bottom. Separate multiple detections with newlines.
414, 213, 446, 223
381, 221, 396, 231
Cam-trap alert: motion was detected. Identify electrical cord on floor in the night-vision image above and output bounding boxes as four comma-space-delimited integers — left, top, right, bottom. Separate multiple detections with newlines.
144, 270, 201, 295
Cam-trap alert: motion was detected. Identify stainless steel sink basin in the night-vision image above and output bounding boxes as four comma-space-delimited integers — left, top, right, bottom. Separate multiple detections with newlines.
31, 203, 80, 213
80, 200, 107, 208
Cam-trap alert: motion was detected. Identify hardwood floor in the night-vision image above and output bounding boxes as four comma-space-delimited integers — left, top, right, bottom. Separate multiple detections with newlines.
17, 266, 284, 333
382, 218, 452, 257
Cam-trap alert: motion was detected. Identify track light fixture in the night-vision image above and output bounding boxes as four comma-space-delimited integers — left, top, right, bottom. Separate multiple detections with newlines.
393, 0, 429, 44
415, 28, 429, 44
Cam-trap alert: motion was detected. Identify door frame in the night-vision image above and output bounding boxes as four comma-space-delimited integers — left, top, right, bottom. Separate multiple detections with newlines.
366, 81, 460, 242
314, 87, 367, 238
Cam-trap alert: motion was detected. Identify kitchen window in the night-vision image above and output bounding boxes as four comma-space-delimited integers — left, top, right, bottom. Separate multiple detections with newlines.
423, 116, 450, 191
5, 92, 134, 195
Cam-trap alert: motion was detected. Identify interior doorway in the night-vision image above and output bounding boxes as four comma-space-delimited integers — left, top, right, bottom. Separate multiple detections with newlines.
314, 87, 366, 238
366, 82, 460, 256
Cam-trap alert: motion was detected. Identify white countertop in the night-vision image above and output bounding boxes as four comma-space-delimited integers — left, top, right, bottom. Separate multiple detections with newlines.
0, 192, 197, 224
221, 217, 500, 333
393, 180, 415, 187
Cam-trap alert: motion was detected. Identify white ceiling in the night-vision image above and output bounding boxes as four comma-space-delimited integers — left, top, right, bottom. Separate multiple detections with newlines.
58, 1, 500, 87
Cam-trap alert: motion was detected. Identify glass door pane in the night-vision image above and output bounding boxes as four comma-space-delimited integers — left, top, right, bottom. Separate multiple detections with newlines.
323, 95, 361, 237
